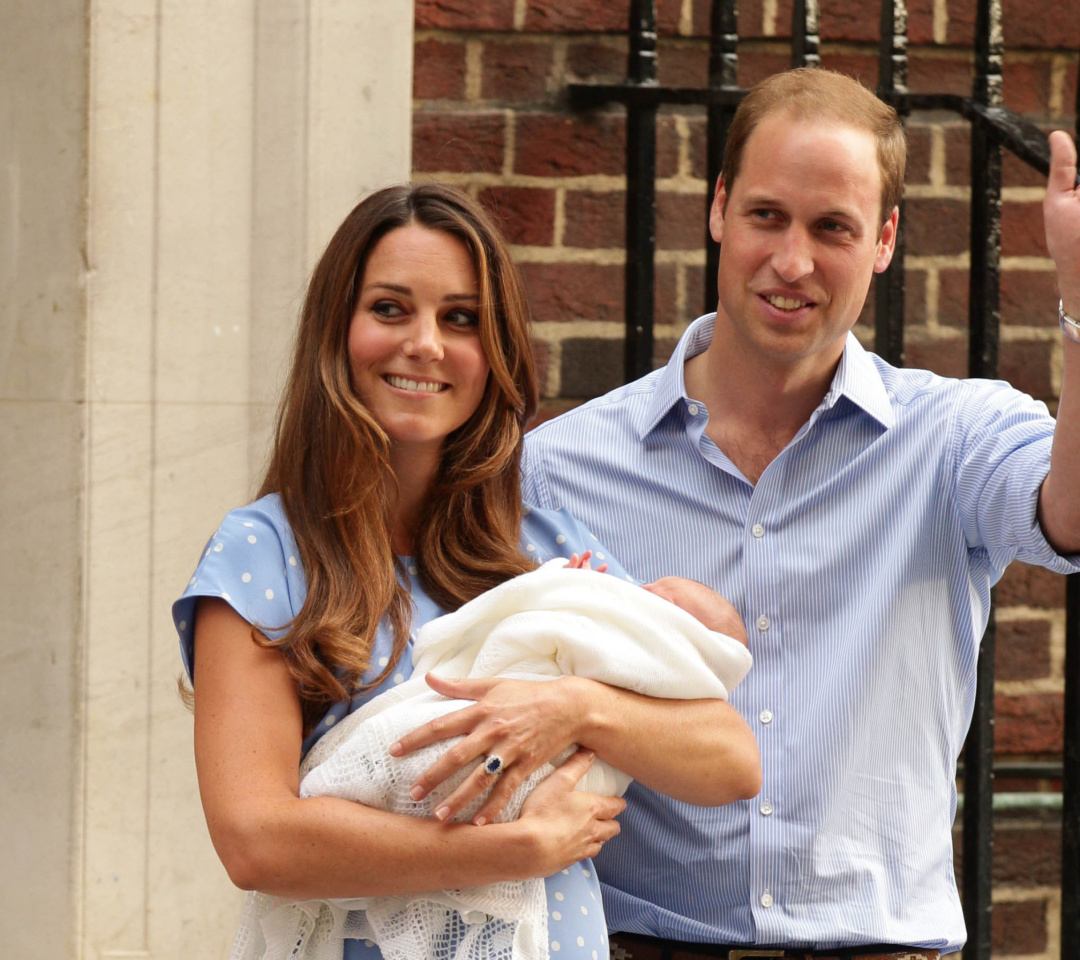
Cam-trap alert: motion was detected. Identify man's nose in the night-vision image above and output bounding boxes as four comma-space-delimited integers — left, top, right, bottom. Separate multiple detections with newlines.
403, 315, 444, 361
771, 226, 815, 283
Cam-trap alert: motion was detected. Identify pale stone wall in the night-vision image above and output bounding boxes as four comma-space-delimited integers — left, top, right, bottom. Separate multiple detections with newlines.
0, 2, 413, 957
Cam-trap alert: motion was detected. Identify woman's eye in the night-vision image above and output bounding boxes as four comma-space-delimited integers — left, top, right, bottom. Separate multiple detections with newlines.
445, 308, 480, 328
371, 300, 404, 319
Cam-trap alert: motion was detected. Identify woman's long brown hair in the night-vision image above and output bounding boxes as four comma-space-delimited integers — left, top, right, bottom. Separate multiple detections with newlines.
258, 183, 539, 734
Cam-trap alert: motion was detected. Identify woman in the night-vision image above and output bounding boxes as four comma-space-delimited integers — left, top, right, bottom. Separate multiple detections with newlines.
174, 183, 761, 959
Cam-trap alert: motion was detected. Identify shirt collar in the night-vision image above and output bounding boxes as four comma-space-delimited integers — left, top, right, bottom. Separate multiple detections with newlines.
825, 333, 895, 429
639, 318, 894, 438
639, 314, 716, 438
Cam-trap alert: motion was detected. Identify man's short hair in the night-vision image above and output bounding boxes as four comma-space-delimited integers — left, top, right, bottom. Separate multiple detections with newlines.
721, 68, 907, 225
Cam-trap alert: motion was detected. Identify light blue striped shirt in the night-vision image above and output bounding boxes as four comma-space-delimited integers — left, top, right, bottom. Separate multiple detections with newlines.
522, 314, 1079, 952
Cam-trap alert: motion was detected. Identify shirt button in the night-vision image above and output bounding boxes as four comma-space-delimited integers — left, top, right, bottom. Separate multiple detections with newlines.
759, 709, 773, 724
756, 615, 771, 632
751, 523, 765, 539
760, 799, 774, 816
760, 890, 774, 908
687, 403, 699, 416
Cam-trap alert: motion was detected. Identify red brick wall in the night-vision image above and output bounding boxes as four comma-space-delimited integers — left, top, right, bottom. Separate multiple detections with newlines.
411, 3, 1076, 953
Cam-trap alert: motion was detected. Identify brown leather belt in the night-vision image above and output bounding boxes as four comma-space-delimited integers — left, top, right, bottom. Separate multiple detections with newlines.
608, 932, 941, 960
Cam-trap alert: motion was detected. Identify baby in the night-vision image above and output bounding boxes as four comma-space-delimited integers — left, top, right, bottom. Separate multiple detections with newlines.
236, 558, 752, 960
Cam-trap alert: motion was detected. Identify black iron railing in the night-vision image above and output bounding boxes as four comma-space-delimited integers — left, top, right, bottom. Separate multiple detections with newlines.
567, 3, 1080, 957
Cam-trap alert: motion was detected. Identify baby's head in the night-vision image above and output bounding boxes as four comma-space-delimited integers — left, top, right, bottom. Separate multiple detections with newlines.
642, 576, 749, 647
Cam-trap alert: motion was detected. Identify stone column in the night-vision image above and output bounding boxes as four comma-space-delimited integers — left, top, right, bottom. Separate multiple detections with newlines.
0, 2, 413, 957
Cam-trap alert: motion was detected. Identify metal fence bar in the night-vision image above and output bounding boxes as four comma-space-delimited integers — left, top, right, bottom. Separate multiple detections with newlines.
623, 0, 659, 382
791, 0, 820, 69
704, 0, 739, 316
961, 3, 1004, 958
1065, 575, 1080, 952
874, 0, 909, 367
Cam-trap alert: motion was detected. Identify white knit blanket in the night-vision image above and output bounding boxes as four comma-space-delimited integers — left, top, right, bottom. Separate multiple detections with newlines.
233, 560, 753, 960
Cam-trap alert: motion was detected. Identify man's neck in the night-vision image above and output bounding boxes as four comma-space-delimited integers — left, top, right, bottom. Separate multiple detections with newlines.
684, 326, 843, 485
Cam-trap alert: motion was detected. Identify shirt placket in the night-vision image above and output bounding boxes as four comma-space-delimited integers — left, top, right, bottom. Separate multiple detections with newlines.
743, 468, 787, 937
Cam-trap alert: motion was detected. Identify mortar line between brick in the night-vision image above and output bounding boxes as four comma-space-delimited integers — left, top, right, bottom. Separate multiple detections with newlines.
1048, 55, 1068, 118
995, 678, 1065, 695
932, 0, 949, 45
464, 40, 482, 101
553, 187, 567, 247
929, 126, 946, 188
679, 0, 694, 37
503, 110, 515, 177
1049, 614, 1066, 682
547, 339, 562, 398
926, 266, 940, 329
762, 0, 778, 37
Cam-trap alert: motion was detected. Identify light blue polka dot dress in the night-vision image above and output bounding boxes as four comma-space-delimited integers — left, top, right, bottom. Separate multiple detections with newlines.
173, 493, 633, 960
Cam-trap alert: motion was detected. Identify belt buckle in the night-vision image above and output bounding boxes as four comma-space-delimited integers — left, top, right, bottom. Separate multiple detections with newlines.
728, 952, 787, 960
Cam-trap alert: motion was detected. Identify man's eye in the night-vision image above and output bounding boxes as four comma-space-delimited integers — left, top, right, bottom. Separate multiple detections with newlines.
820, 220, 847, 233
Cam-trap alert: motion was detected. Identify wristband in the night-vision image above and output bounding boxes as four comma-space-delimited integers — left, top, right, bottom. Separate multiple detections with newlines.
1061, 300, 1080, 344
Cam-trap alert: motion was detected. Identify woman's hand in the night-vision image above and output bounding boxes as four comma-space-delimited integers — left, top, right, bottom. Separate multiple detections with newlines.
391, 673, 593, 825
515, 749, 625, 873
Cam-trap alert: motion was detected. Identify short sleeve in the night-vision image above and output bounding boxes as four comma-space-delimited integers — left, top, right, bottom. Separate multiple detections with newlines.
520, 502, 638, 585
172, 495, 308, 681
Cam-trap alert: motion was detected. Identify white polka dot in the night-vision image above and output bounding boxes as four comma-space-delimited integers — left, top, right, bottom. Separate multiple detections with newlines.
551, 911, 561, 921
556, 534, 566, 544
550, 942, 559, 952
189, 576, 196, 585
583, 870, 590, 878
364, 941, 374, 948
408, 565, 418, 575
178, 620, 187, 631
394, 673, 404, 684
577, 937, 585, 947
580, 905, 588, 915
561, 869, 569, 875
221, 592, 232, 602
213, 542, 224, 552
523, 505, 531, 515
593, 952, 599, 959
596, 552, 605, 560
378, 656, 389, 667
526, 544, 535, 552
243, 522, 254, 528
625, 574, 634, 581
589, 532, 597, 540
325, 715, 336, 727
265, 588, 274, 600
289, 556, 297, 566
554, 892, 564, 901
590, 890, 596, 900
204, 548, 211, 557
247, 534, 257, 544
241, 572, 251, 583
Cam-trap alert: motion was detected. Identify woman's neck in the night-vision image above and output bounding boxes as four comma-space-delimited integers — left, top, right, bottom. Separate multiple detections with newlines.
387, 442, 442, 555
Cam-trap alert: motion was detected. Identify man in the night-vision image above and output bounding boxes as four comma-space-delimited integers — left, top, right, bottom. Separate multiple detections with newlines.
522, 68, 1080, 957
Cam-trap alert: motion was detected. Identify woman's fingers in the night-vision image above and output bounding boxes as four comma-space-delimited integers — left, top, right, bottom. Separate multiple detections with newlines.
433, 757, 530, 825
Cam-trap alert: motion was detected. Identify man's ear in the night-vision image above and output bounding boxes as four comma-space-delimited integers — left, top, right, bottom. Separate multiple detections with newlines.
873, 206, 900, 273
709, 176, 728, 245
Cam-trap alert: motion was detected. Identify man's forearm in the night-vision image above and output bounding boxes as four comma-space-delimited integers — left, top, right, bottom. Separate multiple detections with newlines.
1039, 302, 1080, 554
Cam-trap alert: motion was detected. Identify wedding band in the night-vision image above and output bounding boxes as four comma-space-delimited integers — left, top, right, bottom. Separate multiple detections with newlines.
483, 754, 505, 776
